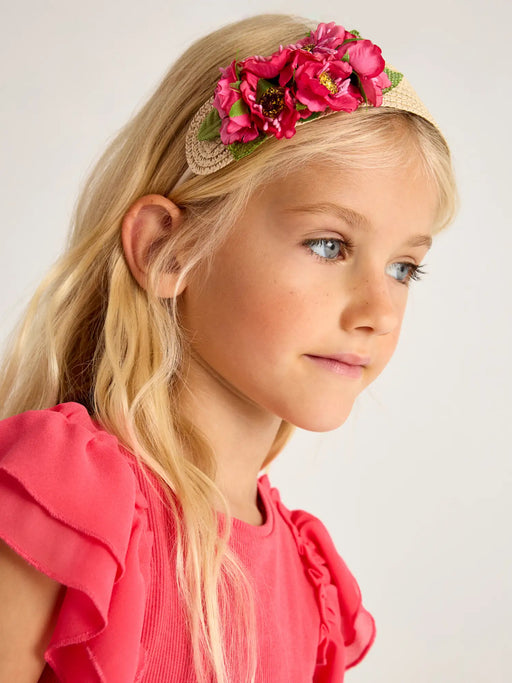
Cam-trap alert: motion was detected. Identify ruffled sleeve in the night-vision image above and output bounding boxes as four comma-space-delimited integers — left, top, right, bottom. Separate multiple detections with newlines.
0, 402, 153, 683
268, 485, 376, 682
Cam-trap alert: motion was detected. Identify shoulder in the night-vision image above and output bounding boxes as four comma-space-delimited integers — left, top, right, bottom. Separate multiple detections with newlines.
0, 401, 153, 680
261, 474, 348, 565
0, 401, 146, 554
262, 475, 376, 673
0, 400, 136, 479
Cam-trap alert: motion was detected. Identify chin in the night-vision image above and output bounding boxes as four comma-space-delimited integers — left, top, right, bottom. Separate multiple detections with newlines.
282, 403, 355, 433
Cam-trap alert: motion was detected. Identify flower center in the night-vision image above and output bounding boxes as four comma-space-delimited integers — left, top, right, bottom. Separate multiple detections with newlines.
259, 86, 285, 118
319, 71, 338, 94
301, 43, 315, 52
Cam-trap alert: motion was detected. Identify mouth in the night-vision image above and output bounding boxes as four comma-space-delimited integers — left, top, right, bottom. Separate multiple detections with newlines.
305, 354, 366, 378
307, 352, 370, 367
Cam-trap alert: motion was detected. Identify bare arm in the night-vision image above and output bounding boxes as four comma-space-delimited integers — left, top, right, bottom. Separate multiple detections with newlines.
0, 538, 65, 682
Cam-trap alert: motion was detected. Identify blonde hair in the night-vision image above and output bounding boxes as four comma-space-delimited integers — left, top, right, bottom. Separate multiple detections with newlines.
0, 13, 458, 683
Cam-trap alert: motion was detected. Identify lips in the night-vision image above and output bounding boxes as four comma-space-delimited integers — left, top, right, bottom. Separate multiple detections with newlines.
309, 352, 370, 366
305, 354, 365, 378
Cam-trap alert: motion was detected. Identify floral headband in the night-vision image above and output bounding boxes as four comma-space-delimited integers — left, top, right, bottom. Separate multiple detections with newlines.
183, 22, 439, 177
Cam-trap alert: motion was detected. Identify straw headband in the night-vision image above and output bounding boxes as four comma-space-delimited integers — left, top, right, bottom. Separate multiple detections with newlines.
183, 22, 439, 178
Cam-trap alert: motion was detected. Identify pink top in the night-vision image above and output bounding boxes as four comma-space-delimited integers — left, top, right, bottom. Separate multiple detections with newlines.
0, 402, 376, 682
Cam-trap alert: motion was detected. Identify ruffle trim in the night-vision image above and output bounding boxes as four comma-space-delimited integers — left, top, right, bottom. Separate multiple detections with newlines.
0, 402, 153, 683
267, 482, 376, 679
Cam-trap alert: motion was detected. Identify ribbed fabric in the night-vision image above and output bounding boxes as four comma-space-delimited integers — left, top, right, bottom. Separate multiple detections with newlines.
0, 402, 376, 682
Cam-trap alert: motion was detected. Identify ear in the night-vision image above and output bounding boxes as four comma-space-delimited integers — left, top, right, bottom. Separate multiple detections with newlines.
121, 194, 186, 298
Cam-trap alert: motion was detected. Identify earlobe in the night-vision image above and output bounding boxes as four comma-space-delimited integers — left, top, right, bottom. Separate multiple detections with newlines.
121, 194, 187, 298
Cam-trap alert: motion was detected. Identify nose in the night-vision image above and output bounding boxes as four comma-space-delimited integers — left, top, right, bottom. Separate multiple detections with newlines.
339, 266, 404, 335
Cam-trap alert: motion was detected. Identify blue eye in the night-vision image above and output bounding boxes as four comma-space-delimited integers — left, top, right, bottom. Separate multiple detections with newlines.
386, 262, 427, 285
302, 237, 352, 262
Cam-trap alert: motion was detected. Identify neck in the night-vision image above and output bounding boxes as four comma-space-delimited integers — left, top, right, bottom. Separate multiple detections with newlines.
178, 347, 282, 518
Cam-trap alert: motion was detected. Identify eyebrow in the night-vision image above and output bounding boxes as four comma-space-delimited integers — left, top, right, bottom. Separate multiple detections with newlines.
282, 202, 433, 250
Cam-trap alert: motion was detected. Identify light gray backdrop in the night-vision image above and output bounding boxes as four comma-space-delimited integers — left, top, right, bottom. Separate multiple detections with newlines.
1, 1, 510, 681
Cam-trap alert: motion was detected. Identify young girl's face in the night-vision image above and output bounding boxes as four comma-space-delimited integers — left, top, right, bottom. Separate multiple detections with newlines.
178, 158, 438, 432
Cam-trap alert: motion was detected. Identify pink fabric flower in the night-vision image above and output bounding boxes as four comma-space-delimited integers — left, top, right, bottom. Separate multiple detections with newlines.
358, 70, 392, 107
240, 48, 298, 117
242, 46, 293, 81
212, 60, 240, 116
294, 55, 361, 113
337, 39, 391, 106
207, 23, 397, 146
218, 112, 260, 145
294, 22, 354, 55
239, 71, 301, 139
213, 60, 260, 144
339, 39, 385, 78
259, 87, 301, 139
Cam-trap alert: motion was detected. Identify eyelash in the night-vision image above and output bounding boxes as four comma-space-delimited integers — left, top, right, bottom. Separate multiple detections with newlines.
302, 237, 427, 286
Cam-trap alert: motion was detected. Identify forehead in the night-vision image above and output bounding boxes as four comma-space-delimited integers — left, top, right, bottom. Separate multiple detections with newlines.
255, 160, 439, 236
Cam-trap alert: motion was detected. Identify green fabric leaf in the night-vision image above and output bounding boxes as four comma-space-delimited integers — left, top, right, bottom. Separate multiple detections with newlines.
296, 102, 308, 111
197, 108, 222, 141
302, 111, 322, 123
341, 52, 350, 63
349, 29, 363, 38
230, 80, 242, 91
229, 99, 249, 118
228, 135, 267, 161
382, 67, 404, 94
351, 72, 368, 104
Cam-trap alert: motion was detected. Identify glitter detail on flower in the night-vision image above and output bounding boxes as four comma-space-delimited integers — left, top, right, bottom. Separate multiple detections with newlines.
319, 72, 338, 94
259, 86, 285, 117
197, 22, 404, 160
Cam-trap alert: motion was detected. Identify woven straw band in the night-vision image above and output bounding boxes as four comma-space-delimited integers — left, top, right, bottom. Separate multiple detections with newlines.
185, 74, 438, 176
185, 71, 438, 176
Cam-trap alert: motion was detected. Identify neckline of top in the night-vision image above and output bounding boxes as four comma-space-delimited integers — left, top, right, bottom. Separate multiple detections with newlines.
227, 474, 275, 538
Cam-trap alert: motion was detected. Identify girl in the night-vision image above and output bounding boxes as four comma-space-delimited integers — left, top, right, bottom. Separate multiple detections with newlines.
0, 13, 458, 683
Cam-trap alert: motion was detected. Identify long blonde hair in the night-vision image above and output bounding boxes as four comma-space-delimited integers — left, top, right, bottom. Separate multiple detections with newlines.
0, 13, 458, 683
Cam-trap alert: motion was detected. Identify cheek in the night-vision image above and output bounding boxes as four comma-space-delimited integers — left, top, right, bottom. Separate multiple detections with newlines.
215, 239, 293, 316
179, 259, 280, 354
219, 275, 307, 354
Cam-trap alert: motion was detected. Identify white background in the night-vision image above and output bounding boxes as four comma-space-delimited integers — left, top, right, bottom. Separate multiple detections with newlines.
1, 1, 510, 681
